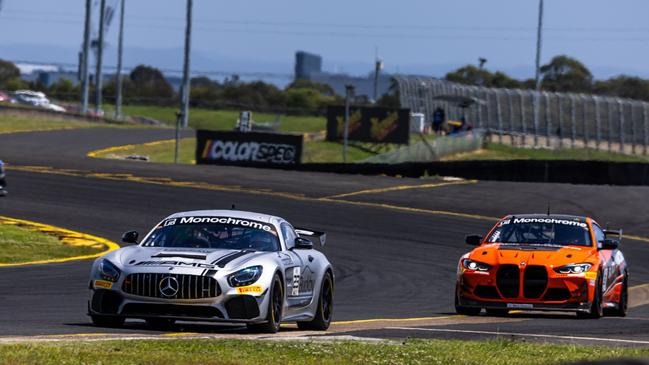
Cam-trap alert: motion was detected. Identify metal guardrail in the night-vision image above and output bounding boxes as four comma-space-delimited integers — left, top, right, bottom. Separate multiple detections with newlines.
394, 76, 649, 155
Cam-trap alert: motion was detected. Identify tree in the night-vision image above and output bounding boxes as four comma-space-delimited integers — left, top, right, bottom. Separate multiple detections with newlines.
286, 79, 337, 96
0, 59, 20, 88
445, 65, 521, 88
127, 65, 174, 100
540, 55, 593, 93
593, 76, 649, 101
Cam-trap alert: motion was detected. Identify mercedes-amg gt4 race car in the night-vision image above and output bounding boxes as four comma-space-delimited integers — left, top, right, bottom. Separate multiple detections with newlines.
88, 210, 334, 333
455, 214, 627, 318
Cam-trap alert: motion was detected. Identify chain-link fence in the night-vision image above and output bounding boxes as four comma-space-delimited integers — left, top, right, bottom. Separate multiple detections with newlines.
394, 76, 649, 155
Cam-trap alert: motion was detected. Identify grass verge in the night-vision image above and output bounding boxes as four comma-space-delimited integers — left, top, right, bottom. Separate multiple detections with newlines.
0, 111, 142, 134
443, 142, 649, 162
92, 137, 376, 163
0, 338, 647, 365
0, 224, 100, 264
103, 104, 326, 133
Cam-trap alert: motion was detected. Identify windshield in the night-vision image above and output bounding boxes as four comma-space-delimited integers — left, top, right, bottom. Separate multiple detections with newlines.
141, 216, 280, 252
487, 218, 592, 247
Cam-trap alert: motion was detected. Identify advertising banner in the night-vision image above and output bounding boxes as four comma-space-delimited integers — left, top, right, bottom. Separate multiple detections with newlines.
196, 130, 303, 165
326, 106, 411, 144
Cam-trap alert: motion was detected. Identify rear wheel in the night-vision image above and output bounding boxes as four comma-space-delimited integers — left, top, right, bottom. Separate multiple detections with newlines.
247, 274, 283, 333
146, 318, 176, 329
91, 315, 125, 328
607, 275, 628, 317
454, 290, 481, 316
297, 272, 334, 331
577, 273, 603, 319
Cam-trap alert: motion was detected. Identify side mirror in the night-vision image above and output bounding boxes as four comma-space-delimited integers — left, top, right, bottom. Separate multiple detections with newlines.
293, 237, 313, 250
600, 239, 619, 250
465, 234, 483, 246
122, 230, 139, 244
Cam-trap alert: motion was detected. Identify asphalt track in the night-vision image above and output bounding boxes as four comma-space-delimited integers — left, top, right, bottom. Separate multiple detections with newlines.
2, 127, 649, 345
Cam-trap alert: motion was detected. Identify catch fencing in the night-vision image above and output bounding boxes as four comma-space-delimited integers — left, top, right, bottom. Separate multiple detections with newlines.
394, 76, 649, 155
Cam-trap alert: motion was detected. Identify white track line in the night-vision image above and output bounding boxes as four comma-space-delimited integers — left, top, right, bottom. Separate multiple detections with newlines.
386, 327, 649, 345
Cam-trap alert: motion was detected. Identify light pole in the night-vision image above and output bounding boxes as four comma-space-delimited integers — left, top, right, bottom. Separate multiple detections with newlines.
114, 0, 125, 119
343, 84, 354, 163
532, 0, 544, 146
94, 0, 106, 114
179, 0, 193, 128
372, 58, 382, 103
80, 0, 92, 113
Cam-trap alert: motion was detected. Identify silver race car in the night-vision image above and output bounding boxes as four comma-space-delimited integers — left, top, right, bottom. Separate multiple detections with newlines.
88, 210, 334, 333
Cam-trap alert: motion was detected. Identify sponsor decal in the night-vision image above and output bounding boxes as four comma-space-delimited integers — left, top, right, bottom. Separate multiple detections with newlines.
584, 272, 597, 280
135, 260, 217, 269
291, 267, 301, 296
94, 280, 113, 289
499, 218, 587, 228
160, 216, 274, 233
196, 130, 303, 166
506, 303, 533, 309
236, 285, 263, 294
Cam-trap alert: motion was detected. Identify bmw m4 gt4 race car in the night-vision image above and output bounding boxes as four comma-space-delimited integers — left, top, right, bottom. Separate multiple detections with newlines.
455, 214, 627, 318
88, 210, 334, 333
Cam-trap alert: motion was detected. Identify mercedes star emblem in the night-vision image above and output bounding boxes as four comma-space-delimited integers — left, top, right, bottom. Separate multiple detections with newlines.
159, 276, 179, 297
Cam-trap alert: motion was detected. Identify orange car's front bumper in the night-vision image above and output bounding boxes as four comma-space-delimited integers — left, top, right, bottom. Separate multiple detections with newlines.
457, 266, 594, 312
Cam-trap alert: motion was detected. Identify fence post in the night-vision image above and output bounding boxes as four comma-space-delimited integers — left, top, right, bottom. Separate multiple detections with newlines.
618, 98, 625, 153
519, 90, 527, 146
545, 92, 552, 147
594, 96, 601, 150
507, 90, 516, 145
556, 93, 563, 149
608, 100, 614, 152
631, 102, 637, 155
533, 91, 540, 147
644, 103, 649, 155
570, 95, 576, 149
582, 95, 589, 148
496, 90, 503, 143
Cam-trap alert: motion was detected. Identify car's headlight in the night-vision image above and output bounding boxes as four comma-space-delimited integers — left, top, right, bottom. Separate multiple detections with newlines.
98, 259, 121, 282
462, 259, 491, 272
554, 263, 592, 274
228, 266, 263, 287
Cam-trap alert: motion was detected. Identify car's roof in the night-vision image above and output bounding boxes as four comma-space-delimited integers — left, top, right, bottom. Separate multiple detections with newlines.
165, 209, 281, 224
503, 214, 588, 223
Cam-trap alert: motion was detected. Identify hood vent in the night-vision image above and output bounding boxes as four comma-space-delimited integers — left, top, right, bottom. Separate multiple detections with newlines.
151, 252, 208, 260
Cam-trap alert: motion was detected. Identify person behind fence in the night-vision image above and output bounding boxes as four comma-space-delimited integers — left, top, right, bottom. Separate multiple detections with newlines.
432, 107, 445, 134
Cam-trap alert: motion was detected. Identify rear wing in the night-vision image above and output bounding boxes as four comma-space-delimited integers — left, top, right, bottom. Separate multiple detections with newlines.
294, 228, 327, 246
604, 229, 623, 242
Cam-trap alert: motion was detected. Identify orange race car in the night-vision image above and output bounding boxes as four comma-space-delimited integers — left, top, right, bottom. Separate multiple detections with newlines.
455, 214, 628, 318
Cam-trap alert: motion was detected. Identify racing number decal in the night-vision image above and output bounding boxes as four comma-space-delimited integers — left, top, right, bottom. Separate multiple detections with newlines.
291, 267, 301, 296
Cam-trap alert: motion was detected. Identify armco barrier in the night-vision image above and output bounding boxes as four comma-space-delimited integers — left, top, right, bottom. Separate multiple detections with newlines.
213, 160, 649, 186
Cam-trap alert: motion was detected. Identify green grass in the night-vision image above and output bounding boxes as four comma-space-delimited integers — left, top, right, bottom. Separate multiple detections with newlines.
1, 338, 648, 365
94, 137, 375, 164
444, 142, 649, 162
0, 225, 100, 264
103, 105, 326, 133
0, 112, 120, 134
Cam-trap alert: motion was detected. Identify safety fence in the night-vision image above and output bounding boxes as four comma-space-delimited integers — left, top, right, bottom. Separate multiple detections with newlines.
394, 76, 649, 155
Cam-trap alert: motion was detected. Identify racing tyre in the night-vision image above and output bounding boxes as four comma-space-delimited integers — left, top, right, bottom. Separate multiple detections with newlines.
577, 273, 604, 319
485, 308, 509, 316
247, 274, 283, 333
91, 315, 125, 328
454, 291, 481, 316
607, 275, 628, 317
297, 272, 334, 331
146, 318, 176, 329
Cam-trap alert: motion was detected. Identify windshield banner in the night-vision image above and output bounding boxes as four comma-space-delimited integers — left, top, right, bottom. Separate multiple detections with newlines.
160, 216, 274, 232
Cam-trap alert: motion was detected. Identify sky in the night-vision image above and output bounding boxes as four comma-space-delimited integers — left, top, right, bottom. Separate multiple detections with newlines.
1, 0, 649, 82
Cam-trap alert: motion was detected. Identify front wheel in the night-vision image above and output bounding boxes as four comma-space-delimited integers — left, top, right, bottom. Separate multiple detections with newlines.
455, 290, 481, 316
577, 273, 603, 319
91, 315, 125, 327
297, 272, 334, 331
247, 274, 283, 333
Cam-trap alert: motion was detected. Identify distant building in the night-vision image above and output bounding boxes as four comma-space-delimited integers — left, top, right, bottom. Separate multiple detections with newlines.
295, 51, 322, 80
293, 51, 392, 101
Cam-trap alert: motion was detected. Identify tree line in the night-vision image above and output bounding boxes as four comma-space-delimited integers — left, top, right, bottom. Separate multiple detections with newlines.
445, 55, 649, 101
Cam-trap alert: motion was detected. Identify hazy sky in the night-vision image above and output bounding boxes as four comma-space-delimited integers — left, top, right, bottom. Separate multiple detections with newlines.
1, 0, 648, 80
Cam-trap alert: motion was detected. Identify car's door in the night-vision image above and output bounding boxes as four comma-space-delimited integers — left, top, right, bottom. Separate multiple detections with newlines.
280, 222, 315, 309
593, 224, 619, 292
